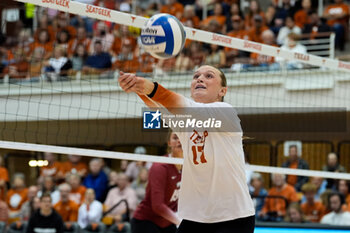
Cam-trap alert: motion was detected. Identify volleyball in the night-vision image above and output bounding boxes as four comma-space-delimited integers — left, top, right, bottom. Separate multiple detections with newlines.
141, 13, 186, 59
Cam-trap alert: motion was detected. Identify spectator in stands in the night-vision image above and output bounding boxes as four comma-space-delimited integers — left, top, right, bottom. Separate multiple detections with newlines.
55, 30, 70, 50
120, 160, 128, 173
245, 0, 265, 30
249, 172, 268, 216
175, 48, 193, 72
337, 179, 350, 207
259, 173, 299, 222
125, 147, 152, 182
83, 41, 112, 75
137, 48, 158, 73
83, 159, 108, 202
67, 173, 86, 205
70, 43, 88, 74
301, 183, 325, 223
37, 176, 60, 205
44, 46, 72, 81
160, 0, 184, 18
110, 25, 137, 61
78, 189, 103, 229
265, 5, 281, 34
225, 15, 250, 67
321, 192, 350, 225
104, 173, 138, 222
131, 168, 148, 204
112, 39, 139, 73
28, 29, 53, 60
205, 44, 226, 68
54, 183, 79, 222
323, 152, 346, 189
201, 3, 227, 31
0, 156, 9, 201
275, 0, 297, 23
3, 48, 29, 80
7, 173, 28, 223
20, 185, 39, 221
27, 193, 64, 233
323, 0, 349, 50
181, 5, 200, 29
157, 55, 176, 73
249, 30, 279, 70
303, 11, 332, 39
277, 16, 301, 46
206, 19, 222, 34
226, 3, 244, 32
59, 155, 88, 179
189, 42, 205, 69
285, 202, 308, 223
27, 48, 44, 80
108, 171, 119, 192
0, 46, 14, 76
308, 176, 327, 202
15, 29, 33, 57
248, 15, 269, 43
69, 13, 93, 36
67, 27, 91, 56
281, 144, 309, 191
0, 197, 8, 223
40, 152, 62, 180
89, 21, 114, 54
54, 13, 77, 40
34, 14, 55, 43
294, 0, 312, 28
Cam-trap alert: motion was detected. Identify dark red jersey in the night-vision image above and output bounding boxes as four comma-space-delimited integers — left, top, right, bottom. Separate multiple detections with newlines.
133, 160, 181, 228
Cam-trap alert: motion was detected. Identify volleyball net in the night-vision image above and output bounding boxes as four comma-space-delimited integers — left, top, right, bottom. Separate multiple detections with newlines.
1, 0, 350, 182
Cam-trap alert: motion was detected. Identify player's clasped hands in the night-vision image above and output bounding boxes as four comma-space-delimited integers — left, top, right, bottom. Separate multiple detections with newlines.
118, 71, 144, 94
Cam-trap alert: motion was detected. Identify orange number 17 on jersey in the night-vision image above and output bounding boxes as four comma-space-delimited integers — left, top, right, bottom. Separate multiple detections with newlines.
190, 130, 208, 165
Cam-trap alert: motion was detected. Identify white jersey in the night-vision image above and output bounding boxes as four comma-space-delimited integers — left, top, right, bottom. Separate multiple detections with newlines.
176, 98, 255, 223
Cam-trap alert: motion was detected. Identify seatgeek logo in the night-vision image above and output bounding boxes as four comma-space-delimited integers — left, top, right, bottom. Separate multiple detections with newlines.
143, 110, 161, 129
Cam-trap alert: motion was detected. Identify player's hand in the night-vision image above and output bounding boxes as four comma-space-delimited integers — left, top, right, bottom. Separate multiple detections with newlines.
118, 71, 155, 95
118, 71, 139, 93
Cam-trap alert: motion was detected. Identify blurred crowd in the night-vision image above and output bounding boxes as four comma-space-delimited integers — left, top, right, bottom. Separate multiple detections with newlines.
249, 145, 350, 225
0, 144, 348, 230
0, 147, 151, 231
0, 0, 349, 82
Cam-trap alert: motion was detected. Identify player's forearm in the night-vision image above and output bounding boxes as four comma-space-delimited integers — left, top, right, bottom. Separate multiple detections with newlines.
149, 83, 185, 108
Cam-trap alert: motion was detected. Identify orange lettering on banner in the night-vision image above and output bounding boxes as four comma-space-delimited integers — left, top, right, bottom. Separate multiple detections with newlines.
85, 5, 111, 18
294, 53, 309, 61
131, 16, 136, 23
212, 34, 232, 45
243, 41, 262, 51
42, 0, 70, 8
338, 61, 350, 70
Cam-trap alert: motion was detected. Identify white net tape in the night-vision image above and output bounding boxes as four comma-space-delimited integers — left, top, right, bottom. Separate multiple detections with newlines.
1, 140, 350, 180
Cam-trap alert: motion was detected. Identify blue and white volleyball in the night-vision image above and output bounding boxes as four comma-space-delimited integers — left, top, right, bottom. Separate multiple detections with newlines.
141, 13, 186, 59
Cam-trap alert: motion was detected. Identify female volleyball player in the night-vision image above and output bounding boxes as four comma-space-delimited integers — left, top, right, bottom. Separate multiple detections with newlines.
119, 65, 255, 233
131, 132, 182, 233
